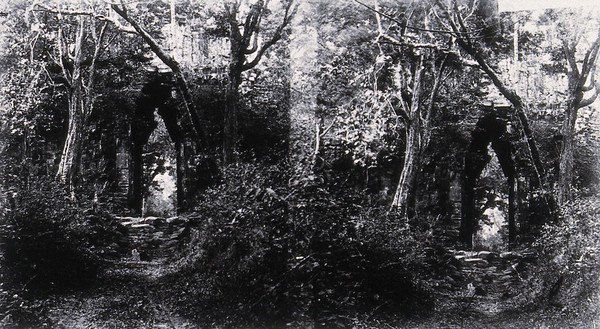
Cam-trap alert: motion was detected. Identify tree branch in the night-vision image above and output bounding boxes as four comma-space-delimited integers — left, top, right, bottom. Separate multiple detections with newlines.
242, 0, 263, 43
393, 96, 410, 125
56, 22, 72, 89
424, 53, 448, 127
563, 40, 580, 79
579, 36, 600, 84
110, 4, 179, 72
410, 54, 424, 119
32, 3, 136, 34
241, 0, 295, 71
245, 2, 266, 54
110, 2, 206, 143
355, 0, 455, 36
577, 82, 600, 109
84, 20, 108, 121
437, 0, 550, 193
225, 2, 243, 42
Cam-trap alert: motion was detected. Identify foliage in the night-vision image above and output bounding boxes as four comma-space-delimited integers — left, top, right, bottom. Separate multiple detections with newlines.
170, 163, 433, 327
0, 177, 129, 291
535, 194, 600, 311
0, 289, 46, 328
238, 61, 291, 162
0, 36, 66, 183
334, 89, 398, 169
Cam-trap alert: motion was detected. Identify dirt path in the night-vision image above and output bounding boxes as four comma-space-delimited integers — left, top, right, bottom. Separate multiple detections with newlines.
42, 217, 197, 328
43, 258, 196, 329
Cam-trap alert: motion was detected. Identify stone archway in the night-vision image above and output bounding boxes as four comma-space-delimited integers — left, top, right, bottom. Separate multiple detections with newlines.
460, 107, 517, 249
129, 73, 184, 215
129, 71, 223, 215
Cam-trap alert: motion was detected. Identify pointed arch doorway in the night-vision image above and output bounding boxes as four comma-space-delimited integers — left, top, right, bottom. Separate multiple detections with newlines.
460, 107, 518, 249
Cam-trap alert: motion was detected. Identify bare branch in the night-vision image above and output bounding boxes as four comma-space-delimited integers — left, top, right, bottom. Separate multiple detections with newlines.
243, 1, 265, 54
408, 54, 424, 124
85, 20, 108, 118
242, 0, 296, 71
56, 22, 72, 89
577, 82, 600, 109
578, 34, 600, 89
33, 2, 137, 33
110, 4, 178, 71
225, 2, 243, 42
451, 0, 475, 50
424, 53, 448, 127
354, 0, 455, 36
242, 0, 263, 42
394, 98, 410, 125
563, 40, 580, 79
393, 66, 412, 122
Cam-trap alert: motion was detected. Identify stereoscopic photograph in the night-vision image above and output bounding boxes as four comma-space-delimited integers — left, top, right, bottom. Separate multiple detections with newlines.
0, 0, 599, 327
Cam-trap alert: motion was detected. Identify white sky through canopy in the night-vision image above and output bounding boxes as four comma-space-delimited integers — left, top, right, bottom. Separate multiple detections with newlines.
498, 0, 600, 12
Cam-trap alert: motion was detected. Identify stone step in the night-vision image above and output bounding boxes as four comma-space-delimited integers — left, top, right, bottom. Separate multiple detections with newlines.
444, 248, 538, 297
119, 216, 189, 261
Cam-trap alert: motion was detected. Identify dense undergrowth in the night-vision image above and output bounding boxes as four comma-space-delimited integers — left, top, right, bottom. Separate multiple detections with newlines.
166, 163, 437, 327
1, 167, 600, 327
163, 163, 600, 327
0, 176, 129, 326
535, 194, 600, 316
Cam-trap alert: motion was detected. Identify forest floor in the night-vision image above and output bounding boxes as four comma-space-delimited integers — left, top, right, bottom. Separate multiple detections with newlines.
32, 216, 599, 328
42, 258, 196, 328
38, 256, 596, 329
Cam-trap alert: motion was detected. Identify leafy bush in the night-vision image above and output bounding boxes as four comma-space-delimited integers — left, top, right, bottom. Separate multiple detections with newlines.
172, 163, 433, 327
534, 195, 600, 313
0, 177, 129, 291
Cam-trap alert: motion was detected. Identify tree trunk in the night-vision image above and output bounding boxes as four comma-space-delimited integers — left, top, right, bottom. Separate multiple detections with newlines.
508, 173, 516, 248
223, 22, 245, 166
56, 90, 85, 190
391, 122, 422, 217
557, 35, 600, 204
221, 0, 293, 166
56, 17, 85, 191
558, 105, 578, 204
55, 17, 107, 193
389, 53, 445, 218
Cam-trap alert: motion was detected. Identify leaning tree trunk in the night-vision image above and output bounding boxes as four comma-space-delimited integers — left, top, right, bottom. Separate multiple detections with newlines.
443, 4, 561, 222
112, 4, 220, 189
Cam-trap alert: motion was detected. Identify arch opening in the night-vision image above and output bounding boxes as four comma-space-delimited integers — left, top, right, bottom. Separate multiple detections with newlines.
461, 109, 517, 250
